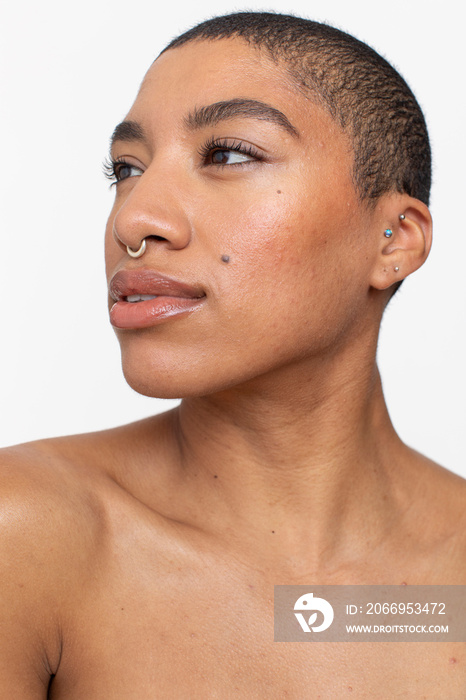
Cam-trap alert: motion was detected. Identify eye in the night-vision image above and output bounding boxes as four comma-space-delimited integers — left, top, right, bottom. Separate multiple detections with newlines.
199, 138, 263, 167
208, 148, 255, 166
103, 157, 144, 185
114, 162, 143, 182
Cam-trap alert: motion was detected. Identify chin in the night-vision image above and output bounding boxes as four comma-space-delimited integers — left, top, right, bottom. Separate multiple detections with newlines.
122, 371, 190, 399
116, 325, 309, 399
119, 348, 232, 399
119, 343, 283, 399
120, 359, 195, 399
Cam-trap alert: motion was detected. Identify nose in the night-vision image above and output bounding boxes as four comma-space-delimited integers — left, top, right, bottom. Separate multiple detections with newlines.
111, 166, 193, 256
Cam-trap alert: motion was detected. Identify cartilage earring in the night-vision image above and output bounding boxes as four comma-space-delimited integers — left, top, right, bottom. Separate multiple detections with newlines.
127, 239, 147, 258
399, 214, 405, 221
384, 229, 393, 238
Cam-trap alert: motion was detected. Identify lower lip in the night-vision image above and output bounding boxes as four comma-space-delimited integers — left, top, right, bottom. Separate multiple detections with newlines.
109, 296, 205, 329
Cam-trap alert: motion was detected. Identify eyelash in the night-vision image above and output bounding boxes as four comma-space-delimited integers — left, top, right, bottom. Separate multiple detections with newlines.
102, 156, 135, 186
103, 137, 263, 185
197, 137, 263, 166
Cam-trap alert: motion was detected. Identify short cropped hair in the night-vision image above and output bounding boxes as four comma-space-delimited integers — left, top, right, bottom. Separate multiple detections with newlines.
163, 12, 431, 208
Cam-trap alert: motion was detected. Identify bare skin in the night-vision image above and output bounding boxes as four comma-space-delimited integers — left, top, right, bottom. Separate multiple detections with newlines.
1, 39, 465, 698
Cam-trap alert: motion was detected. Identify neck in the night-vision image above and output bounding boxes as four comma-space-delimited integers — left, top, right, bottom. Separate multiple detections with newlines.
158, 338, 405, 575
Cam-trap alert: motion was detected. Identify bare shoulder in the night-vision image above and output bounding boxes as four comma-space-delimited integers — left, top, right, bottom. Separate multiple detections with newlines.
400, 448, 466, 581
0, 413, 172, 552
409, 449, 466, 517
0, 432, 118, 598
0, 417, 172, 695
0, 435, 112, 540
0, 436, 116, 694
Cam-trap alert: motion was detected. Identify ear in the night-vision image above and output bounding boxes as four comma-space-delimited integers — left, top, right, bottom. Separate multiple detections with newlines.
369, 194, 432, 291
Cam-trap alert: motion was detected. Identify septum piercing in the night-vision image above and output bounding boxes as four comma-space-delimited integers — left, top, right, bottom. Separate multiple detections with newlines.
127, 239, 147, 258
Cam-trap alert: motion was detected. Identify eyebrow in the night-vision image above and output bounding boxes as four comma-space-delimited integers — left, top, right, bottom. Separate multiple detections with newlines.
110, 98, 299, 151
185, 99, 299, 137
110, 120, 147, 149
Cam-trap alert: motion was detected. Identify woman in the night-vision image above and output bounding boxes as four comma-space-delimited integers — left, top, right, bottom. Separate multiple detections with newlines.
1, 12, 464, 698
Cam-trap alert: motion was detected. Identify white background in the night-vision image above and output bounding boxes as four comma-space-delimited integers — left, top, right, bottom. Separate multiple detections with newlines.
0, 1, 464, 478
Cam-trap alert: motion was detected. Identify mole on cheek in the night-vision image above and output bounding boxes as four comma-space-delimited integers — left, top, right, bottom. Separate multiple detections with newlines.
221, 254, 230, 263
277, 190, 282, 194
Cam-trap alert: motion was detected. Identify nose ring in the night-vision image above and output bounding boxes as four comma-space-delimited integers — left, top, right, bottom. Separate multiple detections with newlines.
126, 239, 147, 258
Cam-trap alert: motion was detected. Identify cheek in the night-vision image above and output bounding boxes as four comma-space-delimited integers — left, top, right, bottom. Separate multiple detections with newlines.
209, 184, 365, 354
214, 187, 341, 304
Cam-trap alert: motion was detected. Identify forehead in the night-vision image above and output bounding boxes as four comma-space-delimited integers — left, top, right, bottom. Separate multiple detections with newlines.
140, 38, 296, 107
127, 38, 345, 146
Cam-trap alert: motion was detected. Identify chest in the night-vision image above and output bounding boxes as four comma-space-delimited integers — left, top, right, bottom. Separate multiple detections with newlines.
51, 566, 465, 699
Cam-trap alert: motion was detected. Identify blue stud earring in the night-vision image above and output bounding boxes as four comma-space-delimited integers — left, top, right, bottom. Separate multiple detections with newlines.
384, 229, 393, 238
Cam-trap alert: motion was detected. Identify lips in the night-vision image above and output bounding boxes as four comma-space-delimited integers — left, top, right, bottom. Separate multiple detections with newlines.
109, 269, 206, 329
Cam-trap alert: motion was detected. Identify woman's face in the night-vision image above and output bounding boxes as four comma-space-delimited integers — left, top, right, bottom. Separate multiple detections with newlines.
105, 38, 378, 398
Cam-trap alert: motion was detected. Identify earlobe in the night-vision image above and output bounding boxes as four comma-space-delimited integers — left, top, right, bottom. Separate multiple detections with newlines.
369, 195, 433, 291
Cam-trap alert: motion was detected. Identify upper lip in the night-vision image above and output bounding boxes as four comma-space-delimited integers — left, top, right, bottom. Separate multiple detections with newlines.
109, 269, 206, 302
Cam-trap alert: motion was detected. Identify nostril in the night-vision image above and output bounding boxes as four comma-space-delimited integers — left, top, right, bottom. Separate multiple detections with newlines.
113, 220, 189, 253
